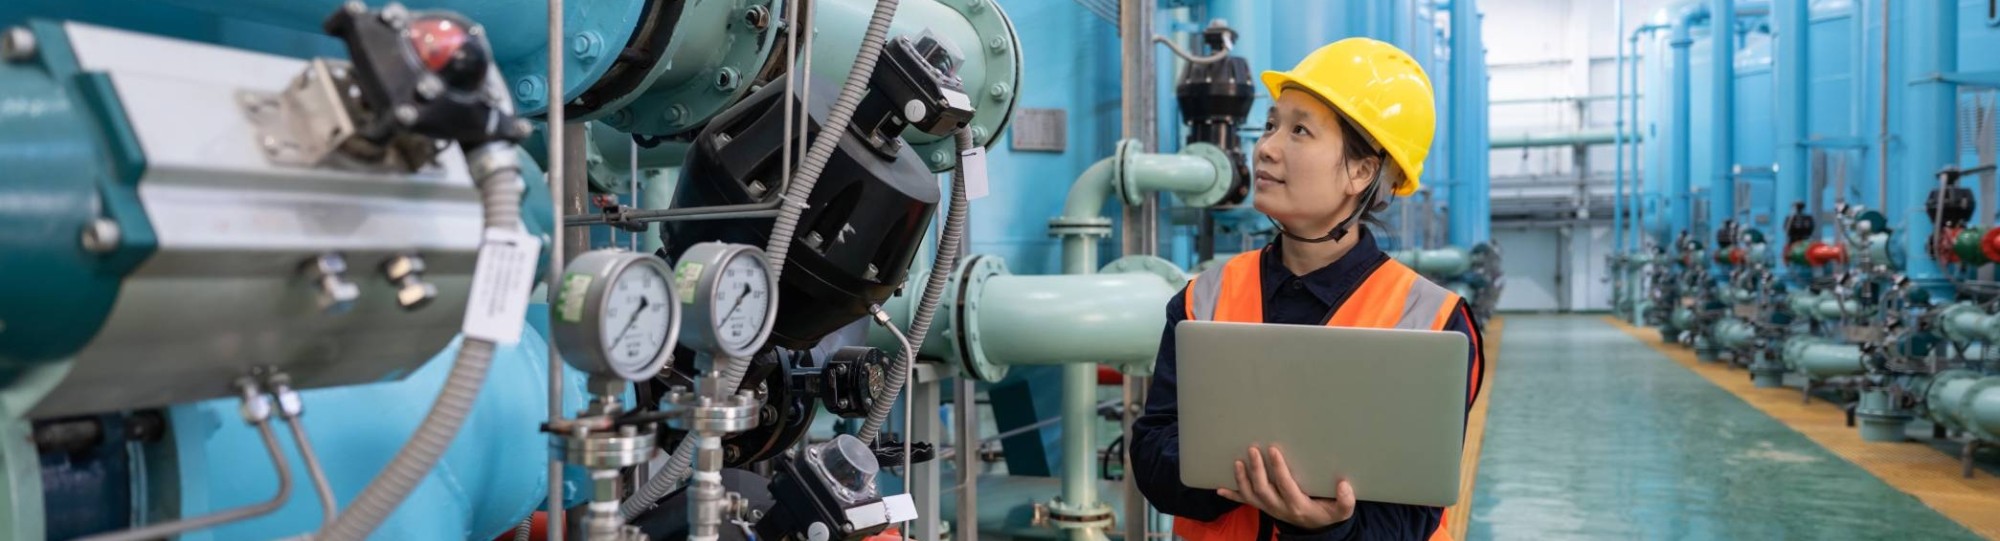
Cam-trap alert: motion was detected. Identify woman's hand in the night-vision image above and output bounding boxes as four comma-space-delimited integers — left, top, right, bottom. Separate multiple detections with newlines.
1215, 446, 1356, 530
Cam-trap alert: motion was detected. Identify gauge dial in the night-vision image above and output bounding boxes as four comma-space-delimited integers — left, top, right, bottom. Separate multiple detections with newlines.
553, 250, 681, 381
676, 242, 778, 358
601, 263, 675, 374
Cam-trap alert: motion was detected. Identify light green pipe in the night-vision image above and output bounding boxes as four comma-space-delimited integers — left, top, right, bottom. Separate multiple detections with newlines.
1388, 248, 1472, 277
1925, 371, 2000, 440
1040, 138, 1228, 535
1816, 297, 1869, 319
1786, 291, 1821, 319
1670, 306, 1697, 330
973, 274, 1175, 367
1711, 318, 1757, 349
1937, 302, 2000, 345
1781, 337, 1867, 378
1847, 233, 1892, 264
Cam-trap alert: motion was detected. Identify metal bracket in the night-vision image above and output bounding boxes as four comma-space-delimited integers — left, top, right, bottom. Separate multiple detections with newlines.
240, 59, 444, 172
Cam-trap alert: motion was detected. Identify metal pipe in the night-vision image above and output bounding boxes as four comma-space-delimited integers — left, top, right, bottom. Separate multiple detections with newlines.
1616, 0, 1627, 261
1121, 0, 1157, 258
956, 375, 979, 541
564, 201, 783, 226
1773, 0, 1808, 276
269, 377, 338, 524
1898, 0, 1957, 292
975, 273, 1176, 368
78, 384, 292, 541
1488, 129, 1640, 149
1711, 0, 1737, 235
544, 0, 567, 539
1449, 0, 1488, 246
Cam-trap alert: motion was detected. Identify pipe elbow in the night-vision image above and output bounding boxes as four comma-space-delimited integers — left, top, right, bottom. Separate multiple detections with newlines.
1669, 3, 1711, 45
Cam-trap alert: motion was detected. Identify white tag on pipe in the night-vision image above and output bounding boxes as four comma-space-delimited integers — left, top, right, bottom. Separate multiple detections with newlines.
959, 147, 990, 200
462, 227, 543, 344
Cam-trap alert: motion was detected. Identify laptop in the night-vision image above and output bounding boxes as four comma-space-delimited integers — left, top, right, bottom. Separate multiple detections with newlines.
1175, 320, 1469, 507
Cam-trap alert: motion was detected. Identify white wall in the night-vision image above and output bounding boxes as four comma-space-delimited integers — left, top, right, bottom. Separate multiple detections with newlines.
1493, 224, 1615, 312
1485, 0, 1684, 181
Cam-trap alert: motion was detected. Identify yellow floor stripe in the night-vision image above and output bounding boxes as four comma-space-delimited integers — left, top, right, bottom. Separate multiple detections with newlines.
1446, 317, 1503, 541
1605, 316, 2000, 540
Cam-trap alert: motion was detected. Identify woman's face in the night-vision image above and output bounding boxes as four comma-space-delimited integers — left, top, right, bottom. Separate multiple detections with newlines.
1251, 89, 1380, 231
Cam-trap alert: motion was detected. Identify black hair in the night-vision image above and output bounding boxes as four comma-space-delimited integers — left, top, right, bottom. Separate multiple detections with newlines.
1330, 110, 1392, 226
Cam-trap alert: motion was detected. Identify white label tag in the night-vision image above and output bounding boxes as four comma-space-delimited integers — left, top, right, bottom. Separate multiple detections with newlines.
959, 147, 989, 200
462, 228, 544, 344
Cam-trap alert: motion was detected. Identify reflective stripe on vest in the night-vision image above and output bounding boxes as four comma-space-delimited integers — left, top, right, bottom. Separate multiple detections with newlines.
1173, 250, 1461, 541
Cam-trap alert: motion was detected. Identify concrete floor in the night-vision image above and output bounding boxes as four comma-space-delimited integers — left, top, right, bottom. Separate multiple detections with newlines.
1465, 315, 1983, 541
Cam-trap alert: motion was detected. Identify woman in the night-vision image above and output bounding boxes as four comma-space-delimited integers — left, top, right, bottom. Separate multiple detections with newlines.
1130, 38, 1487, 541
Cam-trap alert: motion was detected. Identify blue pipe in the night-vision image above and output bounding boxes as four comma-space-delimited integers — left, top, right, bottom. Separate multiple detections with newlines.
1449, 0, 1487, 246
1671, 4, 1709, 237
1773, 0, 1807, 275
1897, 0, 1956, 292
1710, 0, 1736, 239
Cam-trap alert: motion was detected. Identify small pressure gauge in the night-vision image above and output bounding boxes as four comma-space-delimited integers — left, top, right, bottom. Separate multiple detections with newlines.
553, 250, 682, 381
674, 242, 777, 359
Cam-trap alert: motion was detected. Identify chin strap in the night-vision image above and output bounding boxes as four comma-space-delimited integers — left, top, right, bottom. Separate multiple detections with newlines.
1273, 181, 1386, 244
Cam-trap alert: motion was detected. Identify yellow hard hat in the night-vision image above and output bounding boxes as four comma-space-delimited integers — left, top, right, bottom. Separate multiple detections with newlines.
1261, 37, 1436, 197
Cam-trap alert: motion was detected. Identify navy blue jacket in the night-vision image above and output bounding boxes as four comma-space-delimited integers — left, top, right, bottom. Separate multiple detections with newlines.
1131, 229, 1486, 540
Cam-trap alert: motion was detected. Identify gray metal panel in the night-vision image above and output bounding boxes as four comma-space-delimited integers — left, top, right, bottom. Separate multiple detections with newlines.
1174, 321, 1468, 507
32, 24, 492, 418
1008, 108, 1067, 152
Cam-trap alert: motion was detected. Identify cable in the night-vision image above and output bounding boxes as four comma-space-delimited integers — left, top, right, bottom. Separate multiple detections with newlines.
1151, 33, 1231, 65
621, 0, 906, 520
316, 142, 526, 541
858, 128, 974, 444
78, 385, 292, 541
865, 304, 916, 541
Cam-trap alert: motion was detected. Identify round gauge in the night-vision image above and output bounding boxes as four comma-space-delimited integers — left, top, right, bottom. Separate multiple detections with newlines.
675, 242, 778, 359
552, 250, 682, 381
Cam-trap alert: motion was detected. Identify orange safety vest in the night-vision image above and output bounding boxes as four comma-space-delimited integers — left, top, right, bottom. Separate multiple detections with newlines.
1171, 250, 1475, 541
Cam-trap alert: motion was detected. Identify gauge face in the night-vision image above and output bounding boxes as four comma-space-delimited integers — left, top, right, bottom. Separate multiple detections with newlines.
711, 253, 772, 353
601, 263, 675, 376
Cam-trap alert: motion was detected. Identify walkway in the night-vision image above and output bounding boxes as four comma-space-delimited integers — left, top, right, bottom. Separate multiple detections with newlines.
1464, 315, 1983, 540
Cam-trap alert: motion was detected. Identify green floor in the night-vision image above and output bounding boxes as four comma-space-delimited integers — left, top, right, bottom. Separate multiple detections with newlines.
1465, 315, 1981, 541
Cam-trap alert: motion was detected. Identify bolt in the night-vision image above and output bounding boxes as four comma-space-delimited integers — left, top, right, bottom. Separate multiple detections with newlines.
988, 82, 1012, 102
607, 109, 632, 127
744, 6, 771, 31
931, 149, 950, 164
971, 125, 989, 142
514, 75, 547, 105
967, 0, 986, 12
571, 31, 604, 63
416, 74, 444, 100
664, 104, 689, 125
715, 67, 740, 92
987, 35, 1008, 54
2, 26, 36, 62
80, 218, 120, 254
902, 100, 927, 123
394, 104, 420, 126
305, 253, 360, 316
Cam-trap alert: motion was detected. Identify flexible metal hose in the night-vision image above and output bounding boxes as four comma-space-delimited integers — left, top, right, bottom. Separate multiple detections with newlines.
619, 0, 905, 519
315, 142, 525, 541
858, 128, 972, 443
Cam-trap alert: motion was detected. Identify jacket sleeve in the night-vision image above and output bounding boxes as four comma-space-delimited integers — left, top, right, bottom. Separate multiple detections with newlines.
1274, 301, 1486, 540
1130, 289, 1241, 521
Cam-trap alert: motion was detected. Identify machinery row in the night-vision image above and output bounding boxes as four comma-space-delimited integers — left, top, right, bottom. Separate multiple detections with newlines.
1610, 0, 2000, 476
0, 0, 1498, 540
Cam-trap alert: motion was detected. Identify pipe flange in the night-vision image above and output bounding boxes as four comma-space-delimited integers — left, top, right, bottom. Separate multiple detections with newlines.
1100, 255, 1188, 286
554, 424, 658, 469
1114, 139, 1148, 207
665, 391, 762, 434
1043, 498, 1115, 529
911, 0, 1024, 171
952, 254, 1011, 382
1048, 216, 1113, 238
582, 0, 788, 135
1173, 142, 1236, 208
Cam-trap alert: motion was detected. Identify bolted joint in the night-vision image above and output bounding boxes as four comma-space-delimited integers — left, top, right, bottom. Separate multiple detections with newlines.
381, 253, 437, 310
2, 26, 36, 63
236, 378, 274, 423
303, 253, 360, 315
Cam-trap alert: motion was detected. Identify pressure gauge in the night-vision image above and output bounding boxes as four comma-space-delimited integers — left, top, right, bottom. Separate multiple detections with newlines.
553, 250, 682, 381
675, 242, 778, 359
